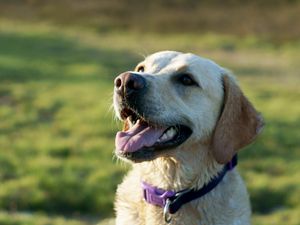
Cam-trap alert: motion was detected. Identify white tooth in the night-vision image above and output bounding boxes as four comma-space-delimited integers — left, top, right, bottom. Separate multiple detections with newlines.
166, 128, 176, 139
158, 127, 176, 143
167, 127, 176, 139
127, 117, 133, 127
159, 133, 168, 142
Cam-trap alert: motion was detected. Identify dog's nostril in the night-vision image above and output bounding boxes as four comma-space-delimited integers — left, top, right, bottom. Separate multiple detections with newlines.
127, 75, 145, 90
115, 78, 122, 88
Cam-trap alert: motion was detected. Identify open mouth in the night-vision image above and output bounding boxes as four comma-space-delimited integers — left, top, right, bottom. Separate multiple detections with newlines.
115, 107, 192, 162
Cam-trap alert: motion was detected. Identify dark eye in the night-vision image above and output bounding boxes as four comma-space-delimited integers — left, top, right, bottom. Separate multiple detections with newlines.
178, 74, 197, 86
137, 66, 145, 73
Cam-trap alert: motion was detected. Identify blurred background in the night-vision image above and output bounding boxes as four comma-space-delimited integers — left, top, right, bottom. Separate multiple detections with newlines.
0, 0, 299, 224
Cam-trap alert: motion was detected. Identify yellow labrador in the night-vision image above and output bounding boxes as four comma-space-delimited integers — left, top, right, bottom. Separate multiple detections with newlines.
113, 51, 263, 225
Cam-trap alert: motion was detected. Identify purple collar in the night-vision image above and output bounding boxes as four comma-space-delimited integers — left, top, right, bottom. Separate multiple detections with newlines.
142, 155, 238, 221
142, 182, 176, 208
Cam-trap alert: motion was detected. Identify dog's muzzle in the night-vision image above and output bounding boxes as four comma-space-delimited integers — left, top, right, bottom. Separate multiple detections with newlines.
113, 71, 192, 162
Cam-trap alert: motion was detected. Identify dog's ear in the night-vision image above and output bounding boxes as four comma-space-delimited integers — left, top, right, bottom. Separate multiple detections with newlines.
211, 74, 264, 164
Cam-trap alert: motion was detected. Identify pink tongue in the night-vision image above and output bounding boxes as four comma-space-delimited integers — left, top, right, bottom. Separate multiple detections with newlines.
115, 120, 166, 153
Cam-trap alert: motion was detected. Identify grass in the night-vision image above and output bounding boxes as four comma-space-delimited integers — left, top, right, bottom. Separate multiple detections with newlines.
0, 20, 299, 224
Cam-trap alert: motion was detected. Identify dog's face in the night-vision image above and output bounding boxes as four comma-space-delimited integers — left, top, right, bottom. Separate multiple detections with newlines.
113, 51, 263, 164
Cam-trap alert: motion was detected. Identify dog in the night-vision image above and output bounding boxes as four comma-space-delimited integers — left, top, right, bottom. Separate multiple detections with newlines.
113, 51, 263, 225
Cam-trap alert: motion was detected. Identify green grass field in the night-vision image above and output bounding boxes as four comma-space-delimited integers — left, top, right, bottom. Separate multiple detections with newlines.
0, 20, 299, 225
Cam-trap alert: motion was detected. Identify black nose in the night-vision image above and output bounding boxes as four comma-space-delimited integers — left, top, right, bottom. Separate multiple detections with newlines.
114, 72, 146, 95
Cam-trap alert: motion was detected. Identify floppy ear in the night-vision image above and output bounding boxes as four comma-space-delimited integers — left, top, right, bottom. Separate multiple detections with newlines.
211, 75, 264, 164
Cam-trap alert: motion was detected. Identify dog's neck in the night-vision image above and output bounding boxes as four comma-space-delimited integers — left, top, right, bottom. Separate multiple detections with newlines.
134, 144, 222, 191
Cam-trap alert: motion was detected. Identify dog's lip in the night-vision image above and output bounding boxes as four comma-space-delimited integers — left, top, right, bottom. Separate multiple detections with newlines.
116, 124, 192, 162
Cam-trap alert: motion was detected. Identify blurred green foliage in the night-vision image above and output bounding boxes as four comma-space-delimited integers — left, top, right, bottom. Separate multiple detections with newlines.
0, 0, 300, 41
0, 12, 299, 225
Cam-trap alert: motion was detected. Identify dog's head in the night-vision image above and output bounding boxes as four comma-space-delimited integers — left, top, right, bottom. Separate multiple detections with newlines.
113, 51, 263, 164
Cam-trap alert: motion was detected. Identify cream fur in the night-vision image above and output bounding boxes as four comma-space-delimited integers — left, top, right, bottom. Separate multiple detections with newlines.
114, 51, 255, 225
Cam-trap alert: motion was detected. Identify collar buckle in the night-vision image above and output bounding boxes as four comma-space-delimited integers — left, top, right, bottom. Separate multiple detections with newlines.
142, 182, 176, 208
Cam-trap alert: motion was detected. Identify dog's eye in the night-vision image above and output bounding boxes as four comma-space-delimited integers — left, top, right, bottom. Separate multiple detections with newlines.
137, 66, 145, 73
178, 74, 197, 86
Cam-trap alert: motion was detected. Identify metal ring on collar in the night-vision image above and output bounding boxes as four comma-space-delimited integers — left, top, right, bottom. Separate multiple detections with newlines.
163, 199, 172, 223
